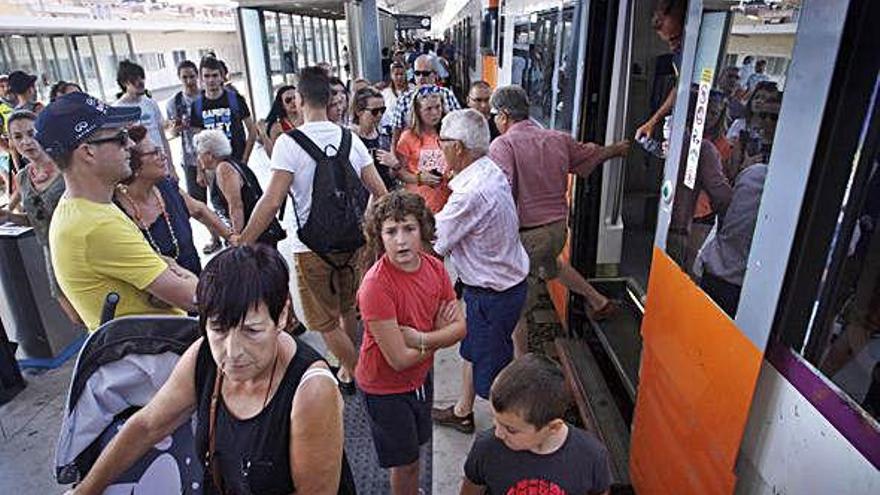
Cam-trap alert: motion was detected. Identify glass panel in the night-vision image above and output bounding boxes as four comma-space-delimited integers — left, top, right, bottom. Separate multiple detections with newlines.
553, 4, 577, 132
52, 36, 78, 86
808, 147, 880, 421
662, 1, 801, 319
74, 36, 100, 97
92, 35, 119, 101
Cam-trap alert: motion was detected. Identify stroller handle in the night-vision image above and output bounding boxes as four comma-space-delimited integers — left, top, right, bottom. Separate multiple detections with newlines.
100, 292, 120, 326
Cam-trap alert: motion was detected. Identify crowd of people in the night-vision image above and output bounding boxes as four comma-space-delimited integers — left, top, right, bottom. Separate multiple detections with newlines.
0, 35, 625, 493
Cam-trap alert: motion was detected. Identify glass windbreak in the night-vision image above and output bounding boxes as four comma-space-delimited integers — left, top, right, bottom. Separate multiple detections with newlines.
663, 1, 801, 318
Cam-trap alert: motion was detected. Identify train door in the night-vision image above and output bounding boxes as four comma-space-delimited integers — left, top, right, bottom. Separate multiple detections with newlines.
628, 0, 876, 492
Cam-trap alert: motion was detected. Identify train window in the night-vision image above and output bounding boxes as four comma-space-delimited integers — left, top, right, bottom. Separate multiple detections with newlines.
481, 8, 498, 55
663, 0, 801, 318
552, 5, 577, 132
806, 150, 880, 421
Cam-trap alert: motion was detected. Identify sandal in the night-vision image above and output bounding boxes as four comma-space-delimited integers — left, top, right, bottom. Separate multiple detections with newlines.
431, 405, 475, 434
202, 239, 223, 254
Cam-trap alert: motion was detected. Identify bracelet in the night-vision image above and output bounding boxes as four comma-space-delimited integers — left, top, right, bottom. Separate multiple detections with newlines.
418, 332, 426, 355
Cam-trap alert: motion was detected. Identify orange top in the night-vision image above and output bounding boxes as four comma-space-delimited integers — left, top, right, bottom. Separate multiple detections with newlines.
397, 129, 451, 212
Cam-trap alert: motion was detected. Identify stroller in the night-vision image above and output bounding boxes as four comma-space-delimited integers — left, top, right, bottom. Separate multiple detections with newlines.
55, 299, 203, 494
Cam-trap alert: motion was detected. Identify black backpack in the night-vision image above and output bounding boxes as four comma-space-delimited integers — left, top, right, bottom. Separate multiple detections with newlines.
287, 128, 369, 268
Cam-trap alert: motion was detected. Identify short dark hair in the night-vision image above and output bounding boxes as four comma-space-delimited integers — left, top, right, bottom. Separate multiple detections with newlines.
469, 80, 491, 93
364, 190, 435, 254
490, 354, 571, 428
298, 66, 332, 108
49, 81, 81, 102
177, 60, 197, 74
116, 60, 145, 91
197, 245, 291, 333
199, 56, 224, 74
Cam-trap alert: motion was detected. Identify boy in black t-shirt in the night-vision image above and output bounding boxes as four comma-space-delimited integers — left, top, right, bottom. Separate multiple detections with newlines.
190, 57, 258, 165
462, 354, 612, 495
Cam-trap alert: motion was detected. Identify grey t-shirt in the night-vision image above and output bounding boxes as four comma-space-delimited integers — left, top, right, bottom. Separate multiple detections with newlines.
464, 425, 612, 495
165, 92, 197, 168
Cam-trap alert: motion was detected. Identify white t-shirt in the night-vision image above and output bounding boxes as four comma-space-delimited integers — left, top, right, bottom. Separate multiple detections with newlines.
114, 96, 166, 150
271, 121, 372, 253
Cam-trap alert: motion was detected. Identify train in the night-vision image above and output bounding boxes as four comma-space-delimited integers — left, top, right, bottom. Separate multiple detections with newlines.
442, 0, 879, 492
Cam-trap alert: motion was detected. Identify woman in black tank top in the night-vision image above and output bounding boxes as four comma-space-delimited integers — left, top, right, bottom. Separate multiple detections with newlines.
66, 246, 354, 495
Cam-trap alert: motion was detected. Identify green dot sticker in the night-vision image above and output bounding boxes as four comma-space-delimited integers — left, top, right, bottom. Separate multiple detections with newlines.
661, 180, 673, 204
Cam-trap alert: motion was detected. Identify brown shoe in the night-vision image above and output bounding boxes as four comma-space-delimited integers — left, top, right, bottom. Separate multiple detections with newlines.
589, 299, 620, 322
431, 405, 475, 434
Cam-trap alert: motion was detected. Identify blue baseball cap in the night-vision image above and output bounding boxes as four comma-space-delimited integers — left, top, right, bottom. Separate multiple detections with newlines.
35, 92, 141, 157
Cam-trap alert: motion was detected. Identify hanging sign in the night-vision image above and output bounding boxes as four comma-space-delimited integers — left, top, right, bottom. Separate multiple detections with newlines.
684, 68, 714, 189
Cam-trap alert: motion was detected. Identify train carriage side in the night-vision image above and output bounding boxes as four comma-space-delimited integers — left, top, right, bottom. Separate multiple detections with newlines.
447, 0, 880, 491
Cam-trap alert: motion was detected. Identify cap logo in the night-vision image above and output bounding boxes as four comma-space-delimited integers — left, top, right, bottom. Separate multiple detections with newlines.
74, 121, 89, 132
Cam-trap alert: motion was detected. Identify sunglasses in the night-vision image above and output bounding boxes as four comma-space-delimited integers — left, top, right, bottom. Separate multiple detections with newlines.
366, 107, 386, 116
414, 70, 434, 77
283, 96, 295, 104
85, 129, 130, 147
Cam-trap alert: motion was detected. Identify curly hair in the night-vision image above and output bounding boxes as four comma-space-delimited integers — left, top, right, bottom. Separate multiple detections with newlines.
363, 190, 435, 254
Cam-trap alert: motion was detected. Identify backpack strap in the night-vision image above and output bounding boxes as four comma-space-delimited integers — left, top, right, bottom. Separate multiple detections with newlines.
226, 88, 240, 119
287, 128, 329, 162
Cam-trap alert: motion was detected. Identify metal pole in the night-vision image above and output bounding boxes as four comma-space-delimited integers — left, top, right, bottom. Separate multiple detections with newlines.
125, 33, 136, 60
108, 33, 119, 69
25, 36, 38, 74
5, 36, 19, 69
309, 17, 318, 64
323, 18, 332, 69
275, 11, 284, 78
332, 20, 340, 77
36, 35, 54, 82
65, 36, 87, 92
49, 36, 62, 80
0, 37, 10, 72
288, 13, 299, 73
300, 16, 310, 66
316, 17, 325, 63
87, 34, 107, 101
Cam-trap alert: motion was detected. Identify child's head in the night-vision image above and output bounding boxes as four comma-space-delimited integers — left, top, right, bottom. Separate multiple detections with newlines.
364, 190, 435, 270
490, 354, 571, 452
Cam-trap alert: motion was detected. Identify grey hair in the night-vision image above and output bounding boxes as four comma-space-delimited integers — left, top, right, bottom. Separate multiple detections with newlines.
195, 129, 232, 158
440, 109, 490, 155
491, 85, 530, 122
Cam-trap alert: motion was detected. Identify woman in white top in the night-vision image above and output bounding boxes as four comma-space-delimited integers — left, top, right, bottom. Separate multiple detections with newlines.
380, 62, 412, 130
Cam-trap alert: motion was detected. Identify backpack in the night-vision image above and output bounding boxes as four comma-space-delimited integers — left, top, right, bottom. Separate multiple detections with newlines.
287, 128, 368, 269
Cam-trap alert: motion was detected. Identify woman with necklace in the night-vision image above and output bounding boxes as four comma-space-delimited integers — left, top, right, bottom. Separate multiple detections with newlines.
0, 110, 80, 324
114, 125, 231, 276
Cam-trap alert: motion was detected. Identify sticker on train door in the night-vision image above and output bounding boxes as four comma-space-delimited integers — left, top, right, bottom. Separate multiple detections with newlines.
683, 68, 714, 189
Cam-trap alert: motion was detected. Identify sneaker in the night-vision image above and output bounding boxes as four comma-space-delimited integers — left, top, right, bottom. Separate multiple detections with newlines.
589, 299, 620, 322
431, 405, 475, 434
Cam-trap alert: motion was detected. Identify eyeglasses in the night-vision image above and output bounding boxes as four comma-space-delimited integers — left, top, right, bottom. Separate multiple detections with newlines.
414, 70, 434, 77
85, 129, 130, 147
366, 107, 386, 117
438, 137, 458, 144
137, 147, 163, 159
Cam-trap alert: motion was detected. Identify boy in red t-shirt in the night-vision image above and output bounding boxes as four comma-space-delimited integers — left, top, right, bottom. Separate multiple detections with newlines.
356, 190, 466, 494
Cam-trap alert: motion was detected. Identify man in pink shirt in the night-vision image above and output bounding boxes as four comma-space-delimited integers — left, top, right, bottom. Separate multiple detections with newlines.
488, 85, 629, 355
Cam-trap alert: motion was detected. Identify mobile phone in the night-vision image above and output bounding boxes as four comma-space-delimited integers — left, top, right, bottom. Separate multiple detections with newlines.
429, 169, 443, 178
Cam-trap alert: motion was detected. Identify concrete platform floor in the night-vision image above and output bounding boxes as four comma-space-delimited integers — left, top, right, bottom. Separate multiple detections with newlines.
0, 128, 484, 494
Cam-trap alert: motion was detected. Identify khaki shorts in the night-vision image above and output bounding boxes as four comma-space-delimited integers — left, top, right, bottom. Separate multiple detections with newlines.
519, 220, 567, 314
294, 250, 359, 333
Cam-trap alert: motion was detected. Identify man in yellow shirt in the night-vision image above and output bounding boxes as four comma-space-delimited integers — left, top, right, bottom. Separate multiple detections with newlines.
36, 92, 197, 330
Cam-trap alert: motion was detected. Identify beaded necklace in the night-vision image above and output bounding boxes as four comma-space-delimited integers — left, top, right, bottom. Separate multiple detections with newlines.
117, 185, 180, 259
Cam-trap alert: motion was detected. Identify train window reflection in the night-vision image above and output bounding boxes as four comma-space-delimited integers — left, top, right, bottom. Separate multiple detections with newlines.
813, 155, 880, 420
664, 0, 800, 318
